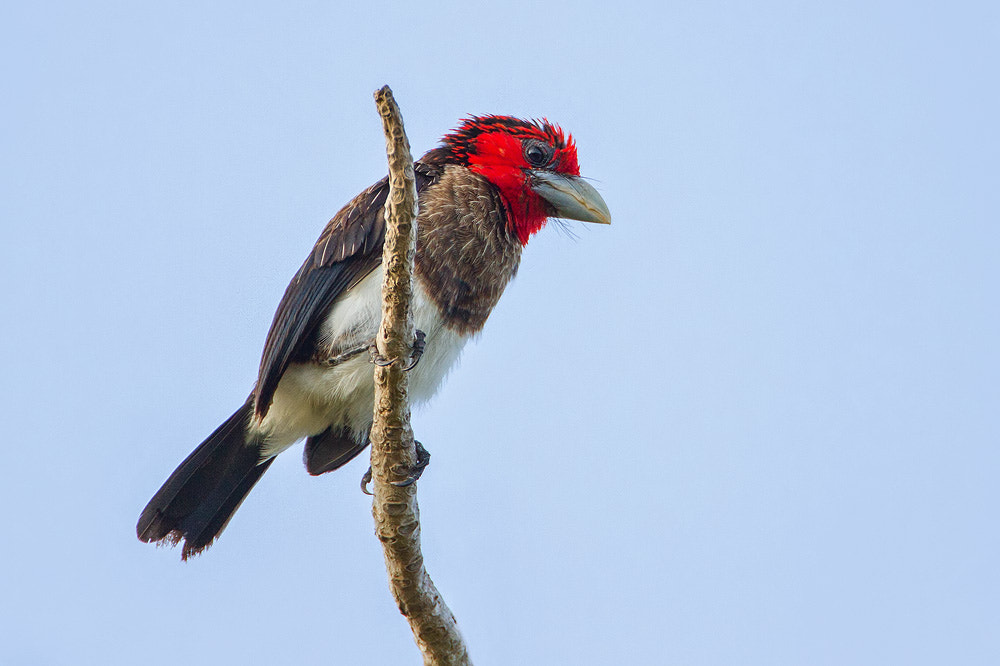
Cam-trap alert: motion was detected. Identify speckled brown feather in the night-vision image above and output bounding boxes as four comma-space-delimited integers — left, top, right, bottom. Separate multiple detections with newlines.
415, 165, 522, 334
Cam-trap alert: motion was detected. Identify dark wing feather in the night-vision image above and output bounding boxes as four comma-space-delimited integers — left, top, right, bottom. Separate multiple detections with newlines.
253, 163, 441, 419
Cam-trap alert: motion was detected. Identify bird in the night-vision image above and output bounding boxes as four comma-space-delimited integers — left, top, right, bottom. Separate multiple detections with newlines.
137, 115, 611, 559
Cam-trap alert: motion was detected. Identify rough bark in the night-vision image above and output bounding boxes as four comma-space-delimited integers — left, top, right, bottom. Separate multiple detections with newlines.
369, 85, 472, 666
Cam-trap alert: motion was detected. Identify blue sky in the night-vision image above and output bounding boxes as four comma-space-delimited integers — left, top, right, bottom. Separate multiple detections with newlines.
2, 2, 997, 664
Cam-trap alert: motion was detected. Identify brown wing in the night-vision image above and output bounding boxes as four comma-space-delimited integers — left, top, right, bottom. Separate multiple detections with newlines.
253, 163, 441, 419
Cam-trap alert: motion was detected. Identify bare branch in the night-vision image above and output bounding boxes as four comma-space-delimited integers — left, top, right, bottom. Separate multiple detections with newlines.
369, 85, 472, 665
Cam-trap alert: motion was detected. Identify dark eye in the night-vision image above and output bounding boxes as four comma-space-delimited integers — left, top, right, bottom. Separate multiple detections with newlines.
523, 140, 553, 167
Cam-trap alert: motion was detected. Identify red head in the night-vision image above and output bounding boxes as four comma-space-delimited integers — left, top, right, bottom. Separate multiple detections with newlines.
432, 116, 609, 245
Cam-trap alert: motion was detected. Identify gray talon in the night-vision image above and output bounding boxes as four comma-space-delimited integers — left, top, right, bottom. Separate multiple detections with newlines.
403, 330, 427, 371
391, 441, 431, 487
361, 442, 430, 492
368, 344, 393, 367
368, 330, 427, 370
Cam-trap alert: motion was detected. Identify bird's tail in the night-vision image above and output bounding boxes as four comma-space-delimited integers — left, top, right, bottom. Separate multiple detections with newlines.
137, 397, 274, 559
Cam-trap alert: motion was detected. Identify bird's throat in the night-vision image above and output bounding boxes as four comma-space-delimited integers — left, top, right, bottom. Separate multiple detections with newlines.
469, 164, 548, 245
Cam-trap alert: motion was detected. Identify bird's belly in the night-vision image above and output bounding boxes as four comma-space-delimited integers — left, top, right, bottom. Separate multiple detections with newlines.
256, 267, 469, 457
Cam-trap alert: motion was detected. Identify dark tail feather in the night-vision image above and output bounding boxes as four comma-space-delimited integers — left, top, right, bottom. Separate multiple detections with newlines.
304, 426, 369, 476
137, 398, 274, 559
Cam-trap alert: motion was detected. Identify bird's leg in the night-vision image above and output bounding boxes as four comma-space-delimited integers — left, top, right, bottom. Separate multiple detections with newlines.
321, 343, 370, 367
359, 440, 431, 494
367, 329, 426, 371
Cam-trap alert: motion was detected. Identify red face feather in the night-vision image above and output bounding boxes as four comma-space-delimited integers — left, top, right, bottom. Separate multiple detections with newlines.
440, 116, 581, 245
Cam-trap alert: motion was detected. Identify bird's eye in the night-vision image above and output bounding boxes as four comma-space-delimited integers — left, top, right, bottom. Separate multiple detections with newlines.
523, 140, 553, 167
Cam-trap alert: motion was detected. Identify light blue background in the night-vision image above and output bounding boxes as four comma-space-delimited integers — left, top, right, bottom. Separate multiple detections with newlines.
2, 2, 996, 664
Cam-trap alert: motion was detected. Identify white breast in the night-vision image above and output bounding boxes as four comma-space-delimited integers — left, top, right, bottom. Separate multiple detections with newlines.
255, 267, 470, 457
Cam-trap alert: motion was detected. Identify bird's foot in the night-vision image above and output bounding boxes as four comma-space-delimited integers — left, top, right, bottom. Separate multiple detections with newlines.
367, 329, 426, 371
368, 344, 393, 367
402, 330, 426, 371
359, 441, 431, 495
391, 440, 431, 487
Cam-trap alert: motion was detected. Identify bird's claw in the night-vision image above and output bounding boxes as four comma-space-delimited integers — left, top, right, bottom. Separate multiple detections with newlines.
391, 441, 431, 487
368, 344, 393, 367
368, 329, 426, 370
359, 441, 431, 494
402, 330, 426, 371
